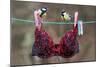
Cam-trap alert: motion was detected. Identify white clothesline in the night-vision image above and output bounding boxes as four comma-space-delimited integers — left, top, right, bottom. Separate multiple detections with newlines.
11, 18, 96, 24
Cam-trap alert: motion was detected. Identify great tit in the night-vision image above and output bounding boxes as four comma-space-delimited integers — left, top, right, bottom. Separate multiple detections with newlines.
61, 11, 71, 21
38, 7, 47, 18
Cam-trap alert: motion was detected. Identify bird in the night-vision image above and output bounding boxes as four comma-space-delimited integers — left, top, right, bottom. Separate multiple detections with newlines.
38, 7, 47, 18
61, 10, 71, 21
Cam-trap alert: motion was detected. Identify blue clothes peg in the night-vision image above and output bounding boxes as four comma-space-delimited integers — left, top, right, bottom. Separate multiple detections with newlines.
78, 21, 81, 36
78, 20, 83, 36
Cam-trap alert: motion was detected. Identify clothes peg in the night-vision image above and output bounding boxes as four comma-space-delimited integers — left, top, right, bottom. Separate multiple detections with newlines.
74, 11, 78, 27
78, 20, 83, 36
80, 20, 83, 35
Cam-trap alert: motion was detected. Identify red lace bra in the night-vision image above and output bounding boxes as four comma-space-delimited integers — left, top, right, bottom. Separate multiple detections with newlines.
32, 24, 79, 58
32, 9, 79, 58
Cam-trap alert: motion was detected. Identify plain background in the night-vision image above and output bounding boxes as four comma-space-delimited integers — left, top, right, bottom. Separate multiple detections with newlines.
0, 0, 98, 67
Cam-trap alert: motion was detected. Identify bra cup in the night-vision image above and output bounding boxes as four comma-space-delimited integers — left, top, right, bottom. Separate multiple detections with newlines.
32, 28, 54, 58
59, 28, 79, 58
